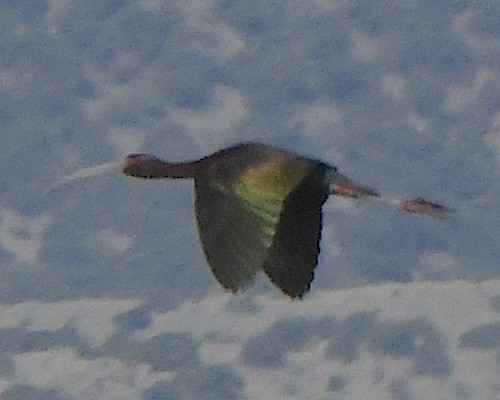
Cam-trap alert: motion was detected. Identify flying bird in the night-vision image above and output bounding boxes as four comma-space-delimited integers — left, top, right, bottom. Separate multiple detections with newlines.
122, 142, 451, 298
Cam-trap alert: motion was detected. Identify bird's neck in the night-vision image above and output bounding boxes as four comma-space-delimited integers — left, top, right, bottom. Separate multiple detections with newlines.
152, 160, 199, 179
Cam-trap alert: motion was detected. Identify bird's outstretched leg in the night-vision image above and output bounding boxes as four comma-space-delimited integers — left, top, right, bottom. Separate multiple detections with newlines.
330, 181, 380, 198
331, 181, 452, 219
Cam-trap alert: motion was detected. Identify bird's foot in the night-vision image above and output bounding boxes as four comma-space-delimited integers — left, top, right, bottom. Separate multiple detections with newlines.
398, 197, 453, 219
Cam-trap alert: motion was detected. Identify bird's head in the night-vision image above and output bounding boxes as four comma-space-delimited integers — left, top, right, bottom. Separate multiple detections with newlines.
121, 153, 163, 178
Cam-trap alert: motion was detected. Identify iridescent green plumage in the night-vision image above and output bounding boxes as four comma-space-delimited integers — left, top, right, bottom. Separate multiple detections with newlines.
194, 144, 330, 297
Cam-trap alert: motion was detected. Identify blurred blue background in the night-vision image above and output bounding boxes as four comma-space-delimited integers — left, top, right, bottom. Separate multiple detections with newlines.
0, 1, 498, 399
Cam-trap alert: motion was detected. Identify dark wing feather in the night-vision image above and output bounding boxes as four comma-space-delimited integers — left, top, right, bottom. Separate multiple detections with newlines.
263, 170, 328, 298
194, 179, 277, 292
194, 148, 329, 297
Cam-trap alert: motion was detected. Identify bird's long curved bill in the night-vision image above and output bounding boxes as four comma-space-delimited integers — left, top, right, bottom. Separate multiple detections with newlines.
45, 162, 118, 193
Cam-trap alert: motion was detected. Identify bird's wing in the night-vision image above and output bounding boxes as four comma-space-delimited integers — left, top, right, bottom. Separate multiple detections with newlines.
194, 177, 280, 293
195, 157, 326, 297
263, 170, 328, 298
195, 156, 311, 291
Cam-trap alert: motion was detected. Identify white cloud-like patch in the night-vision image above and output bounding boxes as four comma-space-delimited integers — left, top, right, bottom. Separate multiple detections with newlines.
380, 74, 408, 103
133, 280, 499, 400
96, 228, 134, 254
291, 98, 344, 137
350, 29, 381, 62
413, 251, 464, 281
444, 68, 497, 113
14, 348, 172, 400
0, 68, 30, 98
170, 86, 249, 147
452, 8, 500, 56
0, 298, 141, 347
107, 126, 148, 157
0, 282, 498, 399
485, 111, 500, 162
178, 0, 246, 60
0, 209, 52, 264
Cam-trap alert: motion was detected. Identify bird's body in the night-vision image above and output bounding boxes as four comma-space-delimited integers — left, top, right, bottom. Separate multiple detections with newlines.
195, 144, 334, 297
122, 142, 450, 298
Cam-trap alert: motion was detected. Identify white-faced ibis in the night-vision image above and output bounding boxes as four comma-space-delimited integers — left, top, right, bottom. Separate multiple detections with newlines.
122, 142, 451, 298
